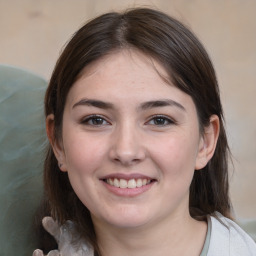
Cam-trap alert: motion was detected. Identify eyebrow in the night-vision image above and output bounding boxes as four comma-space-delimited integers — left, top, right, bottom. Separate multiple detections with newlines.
139, 99, 186, 111
72, 98, 185, 111
72, 99, 114, 109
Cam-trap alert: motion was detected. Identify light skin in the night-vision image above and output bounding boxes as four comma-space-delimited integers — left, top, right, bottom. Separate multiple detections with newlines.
47, 50, 219, 256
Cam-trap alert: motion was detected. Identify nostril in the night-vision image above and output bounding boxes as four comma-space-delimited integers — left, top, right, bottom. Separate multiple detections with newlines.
108, 143, 146, 165
113, 157, 142, 165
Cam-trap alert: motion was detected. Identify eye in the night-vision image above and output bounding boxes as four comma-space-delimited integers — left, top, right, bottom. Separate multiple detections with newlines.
81, 115, 110, 126
146, 115, 175, 126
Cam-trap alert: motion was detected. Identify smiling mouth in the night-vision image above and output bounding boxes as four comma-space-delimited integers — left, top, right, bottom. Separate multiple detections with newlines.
103, 178, 155, 189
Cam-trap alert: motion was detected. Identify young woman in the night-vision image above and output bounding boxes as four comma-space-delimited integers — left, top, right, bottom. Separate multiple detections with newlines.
33, 8, 256, 256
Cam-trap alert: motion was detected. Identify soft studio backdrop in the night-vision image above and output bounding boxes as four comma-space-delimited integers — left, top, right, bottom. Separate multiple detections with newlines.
0, 0, 255, 219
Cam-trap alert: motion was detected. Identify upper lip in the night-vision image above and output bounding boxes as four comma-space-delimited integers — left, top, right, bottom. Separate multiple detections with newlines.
100, 173, 156, 181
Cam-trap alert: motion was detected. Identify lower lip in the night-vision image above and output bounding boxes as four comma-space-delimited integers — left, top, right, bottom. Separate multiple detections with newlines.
101, 180, 155, 197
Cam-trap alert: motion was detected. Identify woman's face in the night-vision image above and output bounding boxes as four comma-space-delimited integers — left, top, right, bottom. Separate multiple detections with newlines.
54, 50, 211, 230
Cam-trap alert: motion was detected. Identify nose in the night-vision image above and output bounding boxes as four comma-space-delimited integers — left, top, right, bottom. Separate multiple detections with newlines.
109, 123, 146, 166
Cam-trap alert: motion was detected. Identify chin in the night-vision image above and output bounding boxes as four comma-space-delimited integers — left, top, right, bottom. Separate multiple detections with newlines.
101, 208, 152, 229
108, 217, 149, 229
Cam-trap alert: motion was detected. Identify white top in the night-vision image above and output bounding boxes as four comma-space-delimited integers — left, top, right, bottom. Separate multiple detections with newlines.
206, 212, 256, 256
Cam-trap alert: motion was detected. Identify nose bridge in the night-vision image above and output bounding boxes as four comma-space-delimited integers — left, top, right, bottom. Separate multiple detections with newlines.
109, 119, 145, 165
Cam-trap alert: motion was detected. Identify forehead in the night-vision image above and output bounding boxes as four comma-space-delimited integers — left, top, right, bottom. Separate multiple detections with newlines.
78, 49, 170, 84
71, 50, 171, 95
66, 49, 194, 111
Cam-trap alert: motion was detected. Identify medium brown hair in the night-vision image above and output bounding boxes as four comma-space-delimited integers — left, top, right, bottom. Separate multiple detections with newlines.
43, 8, 232, 255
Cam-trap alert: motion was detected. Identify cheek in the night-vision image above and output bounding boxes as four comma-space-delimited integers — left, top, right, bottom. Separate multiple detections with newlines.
151, 133, 199, 177
62, 130, 107, 174
62, 131, 108, 206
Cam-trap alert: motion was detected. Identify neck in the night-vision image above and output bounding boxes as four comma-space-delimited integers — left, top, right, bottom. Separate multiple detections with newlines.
93, 210, 207, 256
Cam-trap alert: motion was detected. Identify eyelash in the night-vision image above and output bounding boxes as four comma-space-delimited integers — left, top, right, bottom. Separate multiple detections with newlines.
80, 115, 176, 127
146, 115, 175, 126
81, 115, 110, 126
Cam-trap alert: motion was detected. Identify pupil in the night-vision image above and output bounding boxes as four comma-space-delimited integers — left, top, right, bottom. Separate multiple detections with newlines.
93, 118, 103, 125
155, 118, 165, 125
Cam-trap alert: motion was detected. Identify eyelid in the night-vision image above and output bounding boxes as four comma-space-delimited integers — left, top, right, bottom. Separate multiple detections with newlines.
81, 114, 111, 125
146, 114, 176, 126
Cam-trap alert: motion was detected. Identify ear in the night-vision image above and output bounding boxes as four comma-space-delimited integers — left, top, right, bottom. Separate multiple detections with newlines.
195, 115, 220, 170
46, 114, 67, 172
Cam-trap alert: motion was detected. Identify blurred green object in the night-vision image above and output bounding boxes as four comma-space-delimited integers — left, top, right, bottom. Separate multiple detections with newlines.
0, 64, 47, 256
239, 219, 256, 242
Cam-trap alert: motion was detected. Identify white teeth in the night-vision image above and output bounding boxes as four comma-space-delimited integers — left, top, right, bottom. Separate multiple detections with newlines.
113, 178, 119, 187
106, 178, 152, 188
119, 179, 127, 188
136, 179, 142, 187
128, 179, 136, 188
